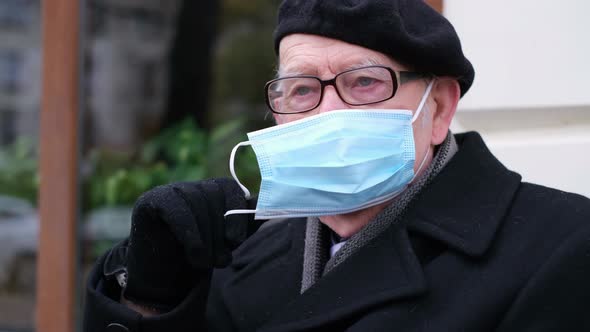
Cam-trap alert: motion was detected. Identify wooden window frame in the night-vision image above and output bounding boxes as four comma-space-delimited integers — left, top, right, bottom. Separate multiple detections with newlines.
426, 0, 444, 13
37, 0, 81, 331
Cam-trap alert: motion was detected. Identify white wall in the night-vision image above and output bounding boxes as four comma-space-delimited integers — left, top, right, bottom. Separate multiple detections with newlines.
445, 0, 590, 198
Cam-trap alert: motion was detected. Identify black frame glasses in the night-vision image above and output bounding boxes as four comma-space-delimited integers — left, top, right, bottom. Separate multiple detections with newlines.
264, 65, 432, 114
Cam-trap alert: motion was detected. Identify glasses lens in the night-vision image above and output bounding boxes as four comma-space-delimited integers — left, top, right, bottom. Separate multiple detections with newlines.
336, 67, 395, 105
267, 77, 321, 113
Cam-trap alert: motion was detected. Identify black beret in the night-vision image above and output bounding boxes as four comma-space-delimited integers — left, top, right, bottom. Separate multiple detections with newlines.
273, 0, 475, 97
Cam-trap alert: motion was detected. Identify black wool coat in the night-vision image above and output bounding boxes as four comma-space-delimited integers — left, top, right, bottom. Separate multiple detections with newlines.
84, 132, 590, 331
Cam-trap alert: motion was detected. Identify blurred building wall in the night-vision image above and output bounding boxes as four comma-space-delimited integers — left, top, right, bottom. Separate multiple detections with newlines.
0, 0, 40, 145
445, 0, 590, 197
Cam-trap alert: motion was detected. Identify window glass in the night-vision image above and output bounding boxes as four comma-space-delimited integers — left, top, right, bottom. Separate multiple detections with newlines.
79, 0, 279, 319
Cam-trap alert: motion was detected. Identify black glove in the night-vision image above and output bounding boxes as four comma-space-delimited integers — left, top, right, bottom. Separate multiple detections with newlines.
103, 178, 263, 312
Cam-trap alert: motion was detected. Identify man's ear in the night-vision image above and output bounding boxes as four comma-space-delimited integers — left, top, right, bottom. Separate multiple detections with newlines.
430, 78, 460, 145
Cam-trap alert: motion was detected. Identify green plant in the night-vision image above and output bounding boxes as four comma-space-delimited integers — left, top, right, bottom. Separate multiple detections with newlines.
0, 137, 39, 205
83, 118, 260, 211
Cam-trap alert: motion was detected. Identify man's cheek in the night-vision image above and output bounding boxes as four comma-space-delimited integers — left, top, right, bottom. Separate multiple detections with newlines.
274, 113, 307, 124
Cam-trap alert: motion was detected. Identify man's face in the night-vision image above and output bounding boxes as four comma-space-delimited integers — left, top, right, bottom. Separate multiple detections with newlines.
276, 33, 435, 176
274, 34, 459, 237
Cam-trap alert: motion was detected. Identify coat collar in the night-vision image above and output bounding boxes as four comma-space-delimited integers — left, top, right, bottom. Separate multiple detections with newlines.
405, 132, 522, 257
224, 132, 522, 331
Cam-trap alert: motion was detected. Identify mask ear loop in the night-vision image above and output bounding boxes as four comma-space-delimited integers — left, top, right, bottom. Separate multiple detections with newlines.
229, 141, 252, 199
225, 141, 258, 218
410, 145, 431, 184
411, 79, 435, 123
408, 79, 435, 185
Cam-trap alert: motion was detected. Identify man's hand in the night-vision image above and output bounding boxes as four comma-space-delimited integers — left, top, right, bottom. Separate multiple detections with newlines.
103, 178, 262, 312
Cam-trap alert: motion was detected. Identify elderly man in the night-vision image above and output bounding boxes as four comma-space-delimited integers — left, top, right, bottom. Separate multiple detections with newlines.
84, 0, 590, 331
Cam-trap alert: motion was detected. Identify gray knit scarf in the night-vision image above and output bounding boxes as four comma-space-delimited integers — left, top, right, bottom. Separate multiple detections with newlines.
300, 132, 458, 293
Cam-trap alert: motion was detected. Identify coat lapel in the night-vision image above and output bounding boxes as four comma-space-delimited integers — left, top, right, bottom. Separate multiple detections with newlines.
259, 223, 426, 332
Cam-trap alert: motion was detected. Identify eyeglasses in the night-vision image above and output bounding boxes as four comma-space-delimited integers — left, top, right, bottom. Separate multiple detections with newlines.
265, 65, 432, 114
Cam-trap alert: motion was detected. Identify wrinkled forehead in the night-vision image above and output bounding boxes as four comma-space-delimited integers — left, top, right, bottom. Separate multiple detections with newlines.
277, 34, 407, 77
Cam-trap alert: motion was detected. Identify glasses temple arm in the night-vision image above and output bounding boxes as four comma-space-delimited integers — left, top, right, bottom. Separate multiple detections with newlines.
399, 71, 434, 84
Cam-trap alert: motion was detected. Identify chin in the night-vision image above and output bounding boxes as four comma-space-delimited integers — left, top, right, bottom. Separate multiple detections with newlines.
319, 200, 395, 238
319, 211, 370, 238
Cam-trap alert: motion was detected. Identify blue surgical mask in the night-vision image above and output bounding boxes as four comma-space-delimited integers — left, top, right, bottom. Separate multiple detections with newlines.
226, 80, 434, 220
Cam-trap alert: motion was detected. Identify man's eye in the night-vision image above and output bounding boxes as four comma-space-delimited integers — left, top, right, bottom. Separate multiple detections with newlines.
287, 84, 316, 98
355, 77, 377, 87
294, 86, 312, 96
